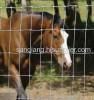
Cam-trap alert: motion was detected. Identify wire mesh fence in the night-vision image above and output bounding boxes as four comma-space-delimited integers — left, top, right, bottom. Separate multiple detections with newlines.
0, 0, 94, 100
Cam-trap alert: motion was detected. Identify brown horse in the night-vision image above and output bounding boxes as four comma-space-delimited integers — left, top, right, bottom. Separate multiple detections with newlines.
0, 11, 72, 100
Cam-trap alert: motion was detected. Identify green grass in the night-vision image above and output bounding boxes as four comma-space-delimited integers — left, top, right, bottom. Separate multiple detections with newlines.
31, 65, 68, 86
1, 0, 94, 21
0, 0, 7, 17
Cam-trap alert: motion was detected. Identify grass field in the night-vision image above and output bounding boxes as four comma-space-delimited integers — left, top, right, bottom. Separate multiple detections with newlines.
0, 0, 94, 21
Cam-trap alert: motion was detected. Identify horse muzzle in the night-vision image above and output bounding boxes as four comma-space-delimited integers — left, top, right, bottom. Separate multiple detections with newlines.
57, 56, 72, 73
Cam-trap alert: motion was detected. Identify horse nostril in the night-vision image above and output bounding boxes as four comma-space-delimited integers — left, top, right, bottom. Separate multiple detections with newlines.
63, 61, 72, 71
63, 63, 68, 70
65, 59, 72, 67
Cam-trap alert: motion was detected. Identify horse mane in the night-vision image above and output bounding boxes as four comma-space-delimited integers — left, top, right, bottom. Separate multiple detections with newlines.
35, 11, 62, 28
34, 12, 53, 20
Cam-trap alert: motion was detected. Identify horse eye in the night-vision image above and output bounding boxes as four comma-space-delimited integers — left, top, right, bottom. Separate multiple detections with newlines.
53, 35, 58, 39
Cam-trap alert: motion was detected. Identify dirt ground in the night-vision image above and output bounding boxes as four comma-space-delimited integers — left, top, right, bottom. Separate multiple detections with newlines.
0, 76, 94, 100
0, 87, 94, 100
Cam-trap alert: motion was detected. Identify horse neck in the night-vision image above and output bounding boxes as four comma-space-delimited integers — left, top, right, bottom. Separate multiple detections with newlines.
31, 16, 52, 48
0, 17, 10, 30
10, 13, 52, 48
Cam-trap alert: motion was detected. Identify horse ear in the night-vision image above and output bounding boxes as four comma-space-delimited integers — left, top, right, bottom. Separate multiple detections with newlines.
54, 18, 68, 29
59, 19, 69, 29
53, 14, 60, 24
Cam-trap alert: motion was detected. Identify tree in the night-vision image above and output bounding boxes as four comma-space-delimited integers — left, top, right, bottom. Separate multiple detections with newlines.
86, 0, 92, 23
16, 0, 21, 4
53, 0, 60, 23
21, 0, 31, 13
53, 0, 60, 17
63, 0, 82, 28
5, 0, 16, 17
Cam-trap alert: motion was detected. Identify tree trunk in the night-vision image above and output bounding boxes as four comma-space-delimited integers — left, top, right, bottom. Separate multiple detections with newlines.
86, 0, 92, 23
63, 0, 82, 28
21, 0, 31, 13
53, 0, 60, 17
5, 0, 16, 17
16, 0, 21, 4
53, 0, 60, 23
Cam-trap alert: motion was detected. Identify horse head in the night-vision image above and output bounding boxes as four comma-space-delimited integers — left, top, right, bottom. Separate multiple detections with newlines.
43, 19, 72, 73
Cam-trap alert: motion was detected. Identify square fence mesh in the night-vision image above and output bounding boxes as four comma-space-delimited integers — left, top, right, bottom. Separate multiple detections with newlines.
0, 0, 94, 100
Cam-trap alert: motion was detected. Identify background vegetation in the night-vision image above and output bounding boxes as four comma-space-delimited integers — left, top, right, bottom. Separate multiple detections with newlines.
0, 0, 94, 21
